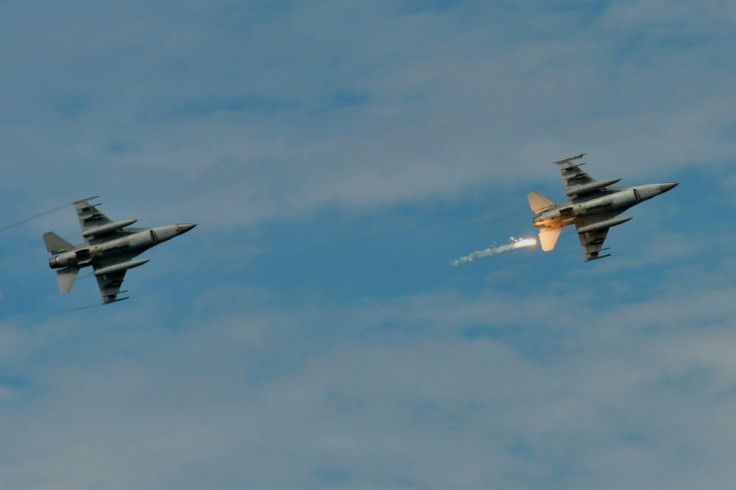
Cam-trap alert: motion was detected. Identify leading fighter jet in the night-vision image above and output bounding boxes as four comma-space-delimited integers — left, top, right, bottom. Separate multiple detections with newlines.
528, 153, 677, 261
43, 197, 196, 304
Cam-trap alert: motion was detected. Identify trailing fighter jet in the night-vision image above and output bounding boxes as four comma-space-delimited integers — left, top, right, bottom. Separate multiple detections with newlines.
43, 197, 196, 304
528, 153, 677, 262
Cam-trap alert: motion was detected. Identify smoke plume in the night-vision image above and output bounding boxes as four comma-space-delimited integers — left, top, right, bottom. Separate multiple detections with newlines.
451, 237, 537, 266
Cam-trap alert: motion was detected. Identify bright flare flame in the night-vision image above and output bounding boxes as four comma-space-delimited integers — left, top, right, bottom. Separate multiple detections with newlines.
451, 237, 538, 266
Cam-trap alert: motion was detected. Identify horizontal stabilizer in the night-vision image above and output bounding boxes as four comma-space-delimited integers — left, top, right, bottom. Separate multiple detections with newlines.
43, 231, 73, 254
538, 227, 562, 252
527, 191, 555, 214
56, 267, 79, 293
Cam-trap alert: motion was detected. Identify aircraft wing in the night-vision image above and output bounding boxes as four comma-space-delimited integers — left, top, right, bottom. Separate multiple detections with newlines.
92, 255, 133, 304
95, 270, 128, 304
75, 197, 135, 245
575, 215, 611, 262
554, 153, 596, 194
554, 153, 622, 198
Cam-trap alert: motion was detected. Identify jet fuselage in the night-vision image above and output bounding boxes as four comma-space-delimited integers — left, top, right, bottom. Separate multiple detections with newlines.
532, 183, 677, 229
527, 153, 678, 261
49, 223, 196, 269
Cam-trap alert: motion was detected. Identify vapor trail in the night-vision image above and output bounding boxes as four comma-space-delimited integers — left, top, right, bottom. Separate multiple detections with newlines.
0, 201, 74, 233
451, 237, 537, 266
55, 303, 103, 314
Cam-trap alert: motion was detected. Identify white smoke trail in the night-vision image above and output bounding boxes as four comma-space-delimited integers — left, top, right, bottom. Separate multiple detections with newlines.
451, 237, 537, 266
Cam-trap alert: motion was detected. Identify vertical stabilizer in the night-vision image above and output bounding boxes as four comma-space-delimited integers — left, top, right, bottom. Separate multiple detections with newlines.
56, 268, 79, 293
538, 228, 562, 252
43, 231, 73, 254
527, 191, 555, 213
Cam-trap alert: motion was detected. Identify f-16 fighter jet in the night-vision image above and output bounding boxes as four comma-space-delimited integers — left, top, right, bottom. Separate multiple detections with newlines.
528, 154, 677, 262
43, 197, 196, 304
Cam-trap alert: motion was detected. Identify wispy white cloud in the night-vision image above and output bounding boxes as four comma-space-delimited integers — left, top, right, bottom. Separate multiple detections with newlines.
2, 254, 736, 488
1, 0, 733, 226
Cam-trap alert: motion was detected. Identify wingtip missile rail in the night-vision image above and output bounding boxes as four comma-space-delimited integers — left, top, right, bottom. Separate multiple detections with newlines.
73, 195, 100, 205
586, 253, 611, 262
103, 296, 130, 305
554, 153, 586, 165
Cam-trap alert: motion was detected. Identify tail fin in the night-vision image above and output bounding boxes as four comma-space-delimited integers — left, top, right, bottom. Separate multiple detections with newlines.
43, 231, 73, 254
527, 191, 555, 213
56, 267, 79, 293
538, 227, 562, 252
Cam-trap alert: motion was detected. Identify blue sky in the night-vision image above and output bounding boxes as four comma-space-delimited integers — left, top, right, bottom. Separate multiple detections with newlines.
1, 1, 735, 488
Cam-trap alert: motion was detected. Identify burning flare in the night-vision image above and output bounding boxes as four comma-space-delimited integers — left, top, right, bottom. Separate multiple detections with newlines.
451, 237, 537, 266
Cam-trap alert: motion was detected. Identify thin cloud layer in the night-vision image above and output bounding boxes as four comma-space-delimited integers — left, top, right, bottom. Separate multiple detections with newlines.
0, 0, 733, 225
2, 254, 736, 489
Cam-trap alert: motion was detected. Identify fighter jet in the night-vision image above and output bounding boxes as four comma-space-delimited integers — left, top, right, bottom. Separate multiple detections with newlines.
43, 197, 196, 304
528, 153, 678, 261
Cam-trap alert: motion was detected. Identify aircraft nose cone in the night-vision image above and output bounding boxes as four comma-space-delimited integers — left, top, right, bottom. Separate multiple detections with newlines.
178, 223, 197, 234
660, 182, 678, 193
